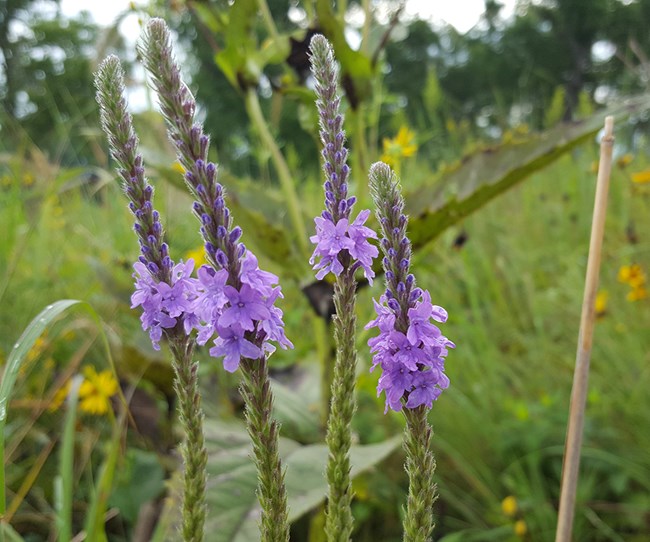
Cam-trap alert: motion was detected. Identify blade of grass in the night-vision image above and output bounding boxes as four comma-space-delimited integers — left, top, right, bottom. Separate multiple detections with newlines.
54, 375, 83, 542
83, 410, 126, 542
0, 299, 82, 522
1, 299, 125, 540
555, 117, 615, 542
5, 439, 57, 522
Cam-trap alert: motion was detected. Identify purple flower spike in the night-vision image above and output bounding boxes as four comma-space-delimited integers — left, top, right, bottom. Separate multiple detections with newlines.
366, 162, 454, 413
138, 19, 292, 371
308, 35, 378, 283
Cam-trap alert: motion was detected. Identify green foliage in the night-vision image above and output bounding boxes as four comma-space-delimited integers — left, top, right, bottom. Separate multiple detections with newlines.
3, 1, 650, 540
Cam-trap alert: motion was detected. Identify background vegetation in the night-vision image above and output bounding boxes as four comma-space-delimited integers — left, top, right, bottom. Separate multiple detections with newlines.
1, 0, 649, 540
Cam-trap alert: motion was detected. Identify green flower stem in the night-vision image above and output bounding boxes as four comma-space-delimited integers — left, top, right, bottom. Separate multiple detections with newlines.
169, 339, 207, 542
352, 109, 369, 204
324, 266, 357, 542
402, 406, 437, 542
239, 356, 290, 542
244, 88, 309, 259
256, 0, 280, 43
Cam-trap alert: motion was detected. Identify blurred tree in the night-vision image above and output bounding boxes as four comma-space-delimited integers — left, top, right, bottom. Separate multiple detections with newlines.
0, 1, 125, 165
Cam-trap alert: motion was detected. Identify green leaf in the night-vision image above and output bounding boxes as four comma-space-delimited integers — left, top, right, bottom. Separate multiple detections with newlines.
405, 96, 650, 251
270, 365, 322, 443
214, 0, 262, 89
159, 422, 401, 541
108, 449, 165, 525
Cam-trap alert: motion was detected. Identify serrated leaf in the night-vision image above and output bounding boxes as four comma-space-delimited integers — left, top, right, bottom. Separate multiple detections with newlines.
405, 96, 650, 250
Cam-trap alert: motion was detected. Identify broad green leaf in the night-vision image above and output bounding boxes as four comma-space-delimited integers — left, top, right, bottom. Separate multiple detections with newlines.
214, 0, 262, 89
406, 96, 650, 251
108, 449, 165, 524
160, 421, 401, 541
270, 365, 322, 443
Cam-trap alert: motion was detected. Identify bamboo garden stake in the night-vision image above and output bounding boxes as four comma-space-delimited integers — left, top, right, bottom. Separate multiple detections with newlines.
555, 116, 615, 542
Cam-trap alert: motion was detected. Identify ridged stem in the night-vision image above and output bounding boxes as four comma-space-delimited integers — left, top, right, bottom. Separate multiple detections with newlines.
170, 339, 207, 542
239, 356, 290, 542
402, 407, 436, 542
324, 266, 357, 542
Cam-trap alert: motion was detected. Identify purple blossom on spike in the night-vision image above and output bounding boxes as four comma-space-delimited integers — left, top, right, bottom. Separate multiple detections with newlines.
138, 19, 292, 372
308, 34, 378, 284
366, 162, 454, 412
131, 259, 199, 350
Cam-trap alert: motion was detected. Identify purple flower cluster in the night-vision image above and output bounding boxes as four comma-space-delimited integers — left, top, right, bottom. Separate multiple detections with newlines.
366, 291, 454, 412
308, 35, 378, 283
310, 210, 377, 282
367, 162, 454, 412
131, 259, 197, 349
132, 252, 292, 371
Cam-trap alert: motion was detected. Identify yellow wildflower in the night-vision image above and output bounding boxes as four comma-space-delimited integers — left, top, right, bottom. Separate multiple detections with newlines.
627, 286, 648, 302
78, 366, 119, 416
595, 290, 608, 317
185, 245, 207, 267
514, 519, 527, 537
501, 496, 518, 517
631, 169, 650, 184
616, 153, 634, 168
618, 264, 646, 289
380, 126, 418, 169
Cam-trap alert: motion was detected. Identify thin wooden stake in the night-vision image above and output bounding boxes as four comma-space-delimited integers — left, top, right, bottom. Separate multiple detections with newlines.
555, 116, 615, 542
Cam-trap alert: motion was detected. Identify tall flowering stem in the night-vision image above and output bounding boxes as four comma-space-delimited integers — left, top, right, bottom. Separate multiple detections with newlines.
139, 19, 291, 542
95, 57, 207, 541
367, 162, 454, 542
309, 35, 378, 542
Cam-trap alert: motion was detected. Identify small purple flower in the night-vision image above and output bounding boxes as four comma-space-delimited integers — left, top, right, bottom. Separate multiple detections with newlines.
219, 284, 271, 331
347, 209, 379, 283
131, 259, 199, 350
241, 252, 278, 297
209, 326, 262, 373
405, 370, 444, 409
406, 291, 443, 346
307, 34, 377, 284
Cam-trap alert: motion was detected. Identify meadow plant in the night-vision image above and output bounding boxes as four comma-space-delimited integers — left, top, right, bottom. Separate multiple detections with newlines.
367, 162, 454, 542
95, 20, 451, 542
95, 19, 293, 541
308, 35, 378, 542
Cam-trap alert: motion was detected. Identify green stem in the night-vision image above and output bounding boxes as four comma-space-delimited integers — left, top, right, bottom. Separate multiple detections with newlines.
352, 109, 369, 204
244, 88, 309, 259
324, 268, 357, 542
402, 407, 437, 542
256, 0, 280, 43
170, 339, 207, 542
240, 356, 290, 542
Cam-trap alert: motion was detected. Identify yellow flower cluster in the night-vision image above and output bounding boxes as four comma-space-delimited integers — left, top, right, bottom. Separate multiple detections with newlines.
501, 496, 527, 538
380, 127, 418, 170
51, 366, 119, 416
618, 264, 648, 302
